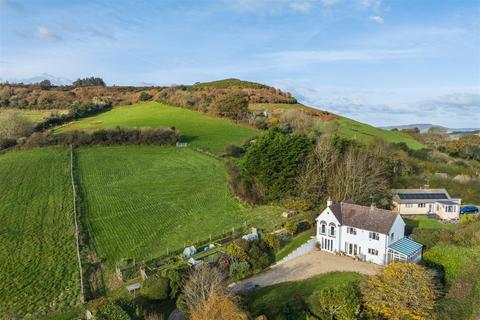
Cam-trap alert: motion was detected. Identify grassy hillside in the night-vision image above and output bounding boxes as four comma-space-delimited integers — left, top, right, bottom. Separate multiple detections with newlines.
77, 146, 281, 264
250, 103, 424, 149
0, 108, 67, 123
59, 102, 258, 154
0, 148, 80, 317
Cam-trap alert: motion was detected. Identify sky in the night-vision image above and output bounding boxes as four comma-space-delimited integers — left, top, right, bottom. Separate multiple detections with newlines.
0, 0, 479, 128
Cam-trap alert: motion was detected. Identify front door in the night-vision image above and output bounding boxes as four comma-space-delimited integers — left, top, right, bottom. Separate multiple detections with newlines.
347, 243, 358, 256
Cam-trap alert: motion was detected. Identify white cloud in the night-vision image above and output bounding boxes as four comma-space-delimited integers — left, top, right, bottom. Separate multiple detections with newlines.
34, 26, 61, 41
263, 48, 425, 67
289, 2, 313, 13
369, 15, 384, 24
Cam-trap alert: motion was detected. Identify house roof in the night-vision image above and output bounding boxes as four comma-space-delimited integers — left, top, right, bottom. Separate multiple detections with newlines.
436, 200, 459, 205
328, 202, 400, 234
388, 238, 423, 256
391, 188, 451, 204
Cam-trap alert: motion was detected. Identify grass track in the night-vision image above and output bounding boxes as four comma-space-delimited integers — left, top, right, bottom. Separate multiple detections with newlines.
77, 146, 282, 265
59, 102, 259, 154
0, 148, 80, 317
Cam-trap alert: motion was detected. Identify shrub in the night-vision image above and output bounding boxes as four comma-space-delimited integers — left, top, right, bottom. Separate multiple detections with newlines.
360, 263, 438, 320
308, 285, 361, 320
139, 92, 153, 101
412, 228, 453, 251
209, 93, 248, 120
224, 144, 245, 157
284, 220, 297, 236
225, 242, 249, 262
96, 304, 131, 320
263, 234, 280, 252
141, 275, 170, 301
229, 260, 251, 280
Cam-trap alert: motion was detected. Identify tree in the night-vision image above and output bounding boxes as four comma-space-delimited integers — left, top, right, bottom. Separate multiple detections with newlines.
309, 285, 361, 320
38, 79, 52, 89
177, 265, 247, 319
244, 127, 312, 199
328, 146, 389, 205
209, 93, 248, 120
225, 241, 249, 262
73, 76, 106, 87
360, 263, 438, 320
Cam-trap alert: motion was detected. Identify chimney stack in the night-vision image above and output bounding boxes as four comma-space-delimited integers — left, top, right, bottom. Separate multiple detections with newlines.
327, 196, 333, 207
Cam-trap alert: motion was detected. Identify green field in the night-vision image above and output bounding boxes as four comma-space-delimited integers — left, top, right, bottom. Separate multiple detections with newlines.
77, 146, 281, 264
404, 216, 460, 231
328, 116, 424, 149
247, 272, 362, 318
0, 148, 80, 317
59, 102, 258, 154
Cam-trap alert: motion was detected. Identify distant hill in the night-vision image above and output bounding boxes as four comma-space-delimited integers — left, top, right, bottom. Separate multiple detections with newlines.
381, 123, 480, 134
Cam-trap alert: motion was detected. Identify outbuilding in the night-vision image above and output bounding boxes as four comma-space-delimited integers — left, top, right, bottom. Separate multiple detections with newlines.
387, 237, 423, 263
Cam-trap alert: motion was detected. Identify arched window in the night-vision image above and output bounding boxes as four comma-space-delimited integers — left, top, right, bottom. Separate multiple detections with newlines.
329, 223, 336, 237
319, 221, 327, 235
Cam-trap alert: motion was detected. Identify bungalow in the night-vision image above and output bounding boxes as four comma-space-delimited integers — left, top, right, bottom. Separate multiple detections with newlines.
316, 201, 423, 265
391, 188, 461, 220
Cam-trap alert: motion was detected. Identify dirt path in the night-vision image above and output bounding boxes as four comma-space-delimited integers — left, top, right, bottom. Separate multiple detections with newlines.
234, 251, 382, 291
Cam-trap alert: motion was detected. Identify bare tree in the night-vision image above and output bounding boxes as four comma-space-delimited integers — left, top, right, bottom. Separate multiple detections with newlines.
178, 265, 247, 320
296, 138, 339, 207
328, 146, 389, 205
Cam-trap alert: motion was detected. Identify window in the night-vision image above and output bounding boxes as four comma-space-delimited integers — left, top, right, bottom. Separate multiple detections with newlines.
368, 248, 379, 256
405, 204, 413, 208
329, 224, 336, 237
369, 232, 379, 240
418, 203, 426, 208
320, 223, 326, 235
390, 233, 394, 241
347, 227, 357, 235
446, 206, 455, 213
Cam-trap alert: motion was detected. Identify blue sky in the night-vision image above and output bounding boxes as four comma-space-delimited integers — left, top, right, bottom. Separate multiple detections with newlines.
0, 0, 479, 127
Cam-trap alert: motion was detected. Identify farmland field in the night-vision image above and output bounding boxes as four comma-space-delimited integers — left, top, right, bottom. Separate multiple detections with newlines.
0, 148, 80, 317
77, 146, 282, 265
59, 102, 259, 154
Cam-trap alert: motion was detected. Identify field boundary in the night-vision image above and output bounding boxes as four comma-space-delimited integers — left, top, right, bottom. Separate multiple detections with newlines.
70, 145, 85, 303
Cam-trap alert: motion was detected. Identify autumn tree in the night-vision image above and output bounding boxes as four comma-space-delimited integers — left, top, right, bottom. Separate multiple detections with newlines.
177, 265, 247, 320
209, 93, 248, 120
360, 263, 438, 320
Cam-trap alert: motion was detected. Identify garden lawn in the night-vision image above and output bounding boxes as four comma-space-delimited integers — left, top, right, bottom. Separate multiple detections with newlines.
404, 216, 460, 231
0, 148, 80, 318
58, 102, 258, 154
423, 244, 480, 286
275, 228, 315, 261
77, 146, 282, 265
246, 272, 362, 318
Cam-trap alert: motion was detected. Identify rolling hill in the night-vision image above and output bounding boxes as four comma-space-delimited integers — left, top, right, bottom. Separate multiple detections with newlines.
58, 102, 259, 154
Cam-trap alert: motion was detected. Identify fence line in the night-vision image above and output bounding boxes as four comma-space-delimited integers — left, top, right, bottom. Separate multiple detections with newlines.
70, 145, 85, 303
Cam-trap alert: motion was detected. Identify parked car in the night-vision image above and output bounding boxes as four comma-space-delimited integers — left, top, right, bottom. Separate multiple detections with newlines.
460, 205, 479, 215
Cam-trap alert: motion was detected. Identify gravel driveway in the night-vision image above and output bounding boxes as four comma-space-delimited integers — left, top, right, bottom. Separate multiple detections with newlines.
234, 250, 381, 291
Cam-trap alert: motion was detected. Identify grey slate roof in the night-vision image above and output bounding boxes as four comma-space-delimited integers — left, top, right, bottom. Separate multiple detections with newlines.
329, 202, 399, 234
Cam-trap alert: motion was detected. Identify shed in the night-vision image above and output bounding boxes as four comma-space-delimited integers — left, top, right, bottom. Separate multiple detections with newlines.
126, 283, 141, 293
387, 238, 423, 263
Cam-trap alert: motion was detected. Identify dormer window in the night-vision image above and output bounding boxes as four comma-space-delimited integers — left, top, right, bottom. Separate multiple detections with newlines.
347, 227, 357, 235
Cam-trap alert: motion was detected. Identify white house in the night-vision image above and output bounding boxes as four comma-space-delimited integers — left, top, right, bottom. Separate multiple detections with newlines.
316, 201, 422, 265
391, 188, 461, 220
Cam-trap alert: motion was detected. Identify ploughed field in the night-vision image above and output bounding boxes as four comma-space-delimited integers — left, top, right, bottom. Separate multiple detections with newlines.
58, 102, 259, 154
0, 148, 80, 317
77, 146, 281, 264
